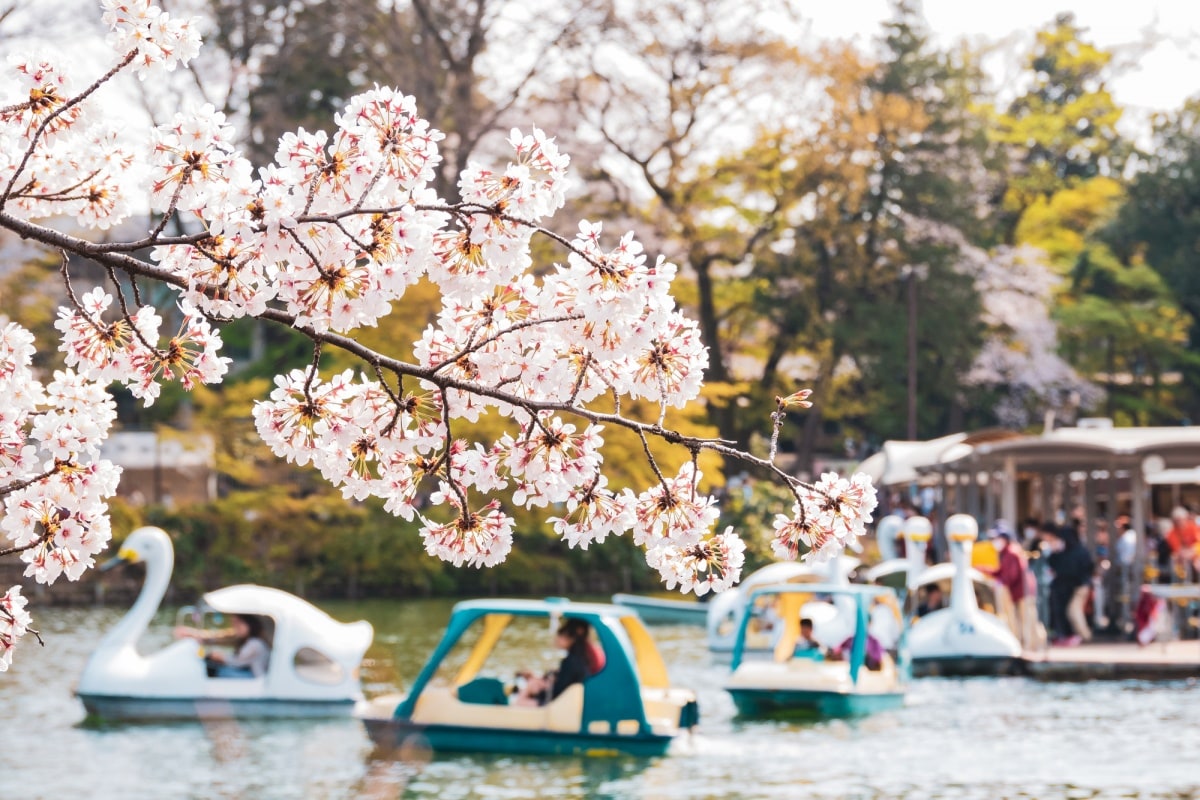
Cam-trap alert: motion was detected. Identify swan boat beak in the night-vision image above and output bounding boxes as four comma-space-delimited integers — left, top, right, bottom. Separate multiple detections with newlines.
99, 547, 139, 572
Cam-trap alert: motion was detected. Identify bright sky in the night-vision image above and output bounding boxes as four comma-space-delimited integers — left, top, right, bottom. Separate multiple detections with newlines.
797, 0, 1200, 120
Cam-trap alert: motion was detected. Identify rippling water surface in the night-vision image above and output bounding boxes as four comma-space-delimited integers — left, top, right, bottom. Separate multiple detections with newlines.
3, 598, 1199, 800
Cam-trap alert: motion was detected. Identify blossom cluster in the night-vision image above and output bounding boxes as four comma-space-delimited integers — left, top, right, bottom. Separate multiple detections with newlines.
0, 321, 122, 618
1, 587, 32, 671
771, 472, 878, 563
56, 288, 230, 406
101, 0, 202, 75
646, 526, 747, 596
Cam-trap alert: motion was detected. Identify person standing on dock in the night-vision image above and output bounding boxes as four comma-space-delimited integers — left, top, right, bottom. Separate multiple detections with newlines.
1045, 525, 1094, 646
1165, 507, 1199, 583
986, 523, 1037, 648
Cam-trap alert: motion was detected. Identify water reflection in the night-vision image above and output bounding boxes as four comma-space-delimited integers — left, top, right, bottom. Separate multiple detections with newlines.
2, 600, 1199, 799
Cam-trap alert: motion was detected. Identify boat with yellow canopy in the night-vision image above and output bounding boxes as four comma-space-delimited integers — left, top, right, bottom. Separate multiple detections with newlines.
724, 584, 907, 718
358, 598, 699, 756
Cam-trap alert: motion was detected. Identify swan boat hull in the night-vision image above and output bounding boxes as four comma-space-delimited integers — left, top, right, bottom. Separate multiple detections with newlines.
362, 718, 675, 757
610, 594, 707, 626
77, 692, 357, 721
727, 687, 905, 719
911, 655, 1023, 678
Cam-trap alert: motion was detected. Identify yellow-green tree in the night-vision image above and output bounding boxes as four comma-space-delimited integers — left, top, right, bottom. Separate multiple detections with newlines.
992, 12, 1127, 241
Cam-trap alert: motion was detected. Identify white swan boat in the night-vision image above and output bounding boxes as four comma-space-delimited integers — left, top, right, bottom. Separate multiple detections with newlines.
904, 515, 1022, 676
706, 556, 860, 659
77, 526, 373, 720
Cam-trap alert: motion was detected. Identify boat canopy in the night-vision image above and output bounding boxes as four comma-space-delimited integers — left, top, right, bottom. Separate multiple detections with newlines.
201, 584, 372, 694
738, 557, 862, 591
731, 584, 899, 684
393, 598, 671, 736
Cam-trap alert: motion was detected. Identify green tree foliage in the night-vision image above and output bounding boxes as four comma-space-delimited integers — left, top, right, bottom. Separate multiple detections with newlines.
994, 15, 1189, 425
1104, 98, 1200, 421
567, 0, 994, 462
993, 12, 1128, 236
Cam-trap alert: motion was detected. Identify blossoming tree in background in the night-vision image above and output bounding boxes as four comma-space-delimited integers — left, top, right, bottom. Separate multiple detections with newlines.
0, 0, 876, 670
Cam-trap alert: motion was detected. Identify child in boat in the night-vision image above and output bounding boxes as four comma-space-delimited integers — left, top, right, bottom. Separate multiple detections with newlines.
794, 618, 820, 654
174, 613, 271, 678
513, 618, 603, 705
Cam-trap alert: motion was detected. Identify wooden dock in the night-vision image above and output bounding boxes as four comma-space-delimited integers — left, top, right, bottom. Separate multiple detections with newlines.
1021, 640, 1200, 681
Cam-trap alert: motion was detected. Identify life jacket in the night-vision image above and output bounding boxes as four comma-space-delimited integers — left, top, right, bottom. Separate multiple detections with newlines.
584, 640, 606, 674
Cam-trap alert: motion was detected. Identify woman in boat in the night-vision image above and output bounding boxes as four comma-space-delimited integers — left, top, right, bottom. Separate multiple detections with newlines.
514, 618, 602, 705
175, 613, 271, 678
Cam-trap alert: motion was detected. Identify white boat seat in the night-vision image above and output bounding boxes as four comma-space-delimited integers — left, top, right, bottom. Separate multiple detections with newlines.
411, 683, 584, 732
640, 687, 690, 734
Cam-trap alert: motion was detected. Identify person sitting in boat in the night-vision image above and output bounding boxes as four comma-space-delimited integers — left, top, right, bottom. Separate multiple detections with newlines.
916, 585, 944, 617
174, 613, 271, 679
828, 632, 886, 671
513, 618, 602, 706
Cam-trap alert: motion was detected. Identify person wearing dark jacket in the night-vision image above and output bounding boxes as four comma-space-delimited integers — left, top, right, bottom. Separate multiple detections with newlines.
514, 618, 601, 705
1045, 525, 1094, 645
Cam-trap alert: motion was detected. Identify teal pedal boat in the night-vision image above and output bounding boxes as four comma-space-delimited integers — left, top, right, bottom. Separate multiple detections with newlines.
359, 598, 699, 757
725, 584, 907, 719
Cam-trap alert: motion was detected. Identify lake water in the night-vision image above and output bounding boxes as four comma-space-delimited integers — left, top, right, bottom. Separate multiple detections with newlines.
3, 598, 1199, 800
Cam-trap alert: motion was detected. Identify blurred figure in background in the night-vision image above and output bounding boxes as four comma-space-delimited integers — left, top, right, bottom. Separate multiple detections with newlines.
916, 584, 944, 618
1046, 525, 1095, 646
985, 522, 1037, 648
1166, 507, 1199, 582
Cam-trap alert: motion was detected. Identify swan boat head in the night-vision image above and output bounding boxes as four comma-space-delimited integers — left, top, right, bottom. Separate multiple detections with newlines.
907, 513, 1021, 663
77, 526, 180, 696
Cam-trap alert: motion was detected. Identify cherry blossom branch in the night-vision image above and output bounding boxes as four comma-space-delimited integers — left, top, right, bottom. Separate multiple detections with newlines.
14, 208, 807, 493
0, 50, 137, 210
0, 606, 42, 647
12, 168, 104, 200
431, 314, 584, 375
0, 466, 59, 500
436, 387, 469, 511
0, 7, 886, 672
0, 537, 43, 558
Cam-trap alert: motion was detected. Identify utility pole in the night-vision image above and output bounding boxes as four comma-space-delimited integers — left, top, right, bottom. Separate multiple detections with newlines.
906, 267, 918, 440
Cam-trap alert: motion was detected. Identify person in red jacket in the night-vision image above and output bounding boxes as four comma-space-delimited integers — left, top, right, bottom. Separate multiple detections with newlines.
986, 523, 1034, 647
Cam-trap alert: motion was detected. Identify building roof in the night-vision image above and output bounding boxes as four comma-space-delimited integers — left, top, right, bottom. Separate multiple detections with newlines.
857, 429, 1022, 486
945, 426, 1200, 472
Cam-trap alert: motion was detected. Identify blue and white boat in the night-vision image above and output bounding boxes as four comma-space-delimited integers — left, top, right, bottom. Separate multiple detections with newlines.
706, 557, 860, 660
724, 584, 907, 718
359, 598, 699, 757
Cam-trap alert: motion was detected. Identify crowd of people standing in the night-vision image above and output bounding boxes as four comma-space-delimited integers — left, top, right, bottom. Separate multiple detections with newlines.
896, 502, 1200, 648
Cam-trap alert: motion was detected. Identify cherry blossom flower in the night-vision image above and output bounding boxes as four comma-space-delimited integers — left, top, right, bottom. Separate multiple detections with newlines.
549, 476, 636, 550
771, 472, 878, 563
101, 0, 201, 75
632, 463, 721, 549
1, 587, 32, 671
